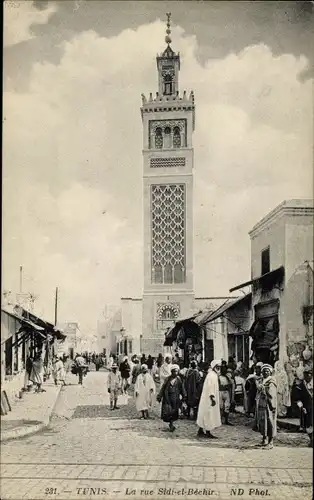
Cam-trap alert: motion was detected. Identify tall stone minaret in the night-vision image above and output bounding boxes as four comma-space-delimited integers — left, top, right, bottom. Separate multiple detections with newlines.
141, 13, 195, 355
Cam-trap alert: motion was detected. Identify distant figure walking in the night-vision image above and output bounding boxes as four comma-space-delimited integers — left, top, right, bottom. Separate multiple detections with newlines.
131, 359, 141, 385
119, 356, 131, 394
52, 356, 66, 386
135, 364, 156, 419
30, 351, 46, 393
107, 364, 122, 410
147, 355, 154, 374
24, 354, 33, 390
75, 354, 87, 385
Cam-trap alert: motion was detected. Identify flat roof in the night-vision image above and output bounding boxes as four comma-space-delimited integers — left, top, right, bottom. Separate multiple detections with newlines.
250, 199, 314, 238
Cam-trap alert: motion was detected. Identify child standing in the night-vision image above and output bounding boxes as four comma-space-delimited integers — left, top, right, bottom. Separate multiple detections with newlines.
107, 364, 122, 410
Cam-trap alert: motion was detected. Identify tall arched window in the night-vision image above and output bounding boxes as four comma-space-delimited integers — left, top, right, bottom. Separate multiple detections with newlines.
164, 74, 173, 95
155, 128, 163, 149
173, 127, 181, 148
164, 127, 171, 148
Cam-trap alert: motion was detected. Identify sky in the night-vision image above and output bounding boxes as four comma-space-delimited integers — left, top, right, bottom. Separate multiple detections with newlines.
3, 0, 313, 335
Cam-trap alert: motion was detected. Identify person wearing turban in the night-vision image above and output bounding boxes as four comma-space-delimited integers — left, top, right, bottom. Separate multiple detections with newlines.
159, 354, 173, 386
196, 360, 222, 439
134, 364, 156, 419
256, 364, 277, 449
245, 361, 263, 420
157, 364, 186, 432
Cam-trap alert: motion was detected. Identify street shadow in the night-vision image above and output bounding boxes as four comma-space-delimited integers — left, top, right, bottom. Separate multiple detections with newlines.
70, 398, 310, 449
72, 404, 140, 420
1, 419, 42, 430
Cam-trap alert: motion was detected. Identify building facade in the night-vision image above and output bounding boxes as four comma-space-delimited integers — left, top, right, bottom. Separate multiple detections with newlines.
230, 199, 313, 377
141, 16, 196, 355
58, 322, 81, 358
200, 294, 252, 365
1, 306, 65, 406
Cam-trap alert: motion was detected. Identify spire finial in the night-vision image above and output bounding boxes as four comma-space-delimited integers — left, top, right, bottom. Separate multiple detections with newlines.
165, 12, 172, 45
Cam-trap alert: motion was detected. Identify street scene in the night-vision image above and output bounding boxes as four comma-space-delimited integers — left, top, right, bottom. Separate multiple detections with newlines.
1, 366, 312, 499
2, 1, 313, 500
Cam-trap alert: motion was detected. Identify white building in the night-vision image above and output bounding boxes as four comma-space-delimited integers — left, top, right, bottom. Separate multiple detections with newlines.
58, 322, 81, 358
230, 199, 313, 374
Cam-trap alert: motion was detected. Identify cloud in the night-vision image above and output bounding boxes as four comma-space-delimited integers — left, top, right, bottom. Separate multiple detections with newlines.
3, 20, 312, 333
4, 1, 57, 47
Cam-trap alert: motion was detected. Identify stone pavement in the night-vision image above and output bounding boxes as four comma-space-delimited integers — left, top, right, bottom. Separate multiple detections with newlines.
235, 405, 300, 431
1, 371, 312, 500
0, 373, 79, 442
1, 381, 61, 442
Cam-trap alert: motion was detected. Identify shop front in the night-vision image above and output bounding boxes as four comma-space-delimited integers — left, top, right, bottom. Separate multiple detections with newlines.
230, 266, 284, 366
164, 316, 203, 367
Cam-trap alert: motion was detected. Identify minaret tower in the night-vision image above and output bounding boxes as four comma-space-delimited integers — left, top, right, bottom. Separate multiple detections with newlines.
141, 14, 195, 354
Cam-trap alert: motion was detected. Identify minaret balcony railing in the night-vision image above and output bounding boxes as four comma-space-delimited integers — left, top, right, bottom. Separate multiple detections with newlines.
141, 90, 194, 105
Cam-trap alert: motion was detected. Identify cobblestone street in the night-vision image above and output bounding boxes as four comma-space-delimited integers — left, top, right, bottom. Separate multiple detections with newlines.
1, 372, 312, 500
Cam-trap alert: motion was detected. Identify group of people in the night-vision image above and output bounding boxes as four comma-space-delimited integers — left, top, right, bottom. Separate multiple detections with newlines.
245, 360, 313, 447
24, 350, 88, 391
106, 353, 313, 449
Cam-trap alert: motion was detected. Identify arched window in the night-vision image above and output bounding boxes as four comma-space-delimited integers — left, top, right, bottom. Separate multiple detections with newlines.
161, 307, 176, 320
164, 74, 173, 95
155, 128, 163, 149
164, 126, 171, 149
173, 127, 181, 148
157, 305, 177, 330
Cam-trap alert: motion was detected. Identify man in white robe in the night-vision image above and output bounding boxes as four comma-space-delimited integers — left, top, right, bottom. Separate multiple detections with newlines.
159, 355, 172, 386
135, 364, 156, 419
196, 359, 222, 438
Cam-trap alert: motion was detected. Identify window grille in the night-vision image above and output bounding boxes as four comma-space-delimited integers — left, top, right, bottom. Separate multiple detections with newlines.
150, 157, 185, 168
173, 127, 181, 148
155, 128, 163, 149
151, 184, 185, 284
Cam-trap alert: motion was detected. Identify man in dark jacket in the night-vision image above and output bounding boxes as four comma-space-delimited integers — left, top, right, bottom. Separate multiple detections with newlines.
296, 369, 313, 447
185, 361, 202, 420
119, 356, 131, 394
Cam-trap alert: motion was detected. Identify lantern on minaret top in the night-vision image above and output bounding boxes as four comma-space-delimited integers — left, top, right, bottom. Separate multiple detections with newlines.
156, 13, 181, 97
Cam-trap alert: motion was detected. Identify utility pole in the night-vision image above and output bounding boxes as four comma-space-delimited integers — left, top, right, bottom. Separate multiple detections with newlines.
54, 287, 58, 326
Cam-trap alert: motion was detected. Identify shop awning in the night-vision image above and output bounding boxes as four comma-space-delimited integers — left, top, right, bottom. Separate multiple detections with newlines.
21, 318, 45, 331
229, 266, 284, 293
14, 306, 66, 340
164, 328, 178, 346
163, 316, 202, 347
194, 294, 252, 325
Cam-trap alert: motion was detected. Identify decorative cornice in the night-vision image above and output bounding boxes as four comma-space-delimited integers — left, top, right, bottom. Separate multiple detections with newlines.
249, 199, 314, 239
